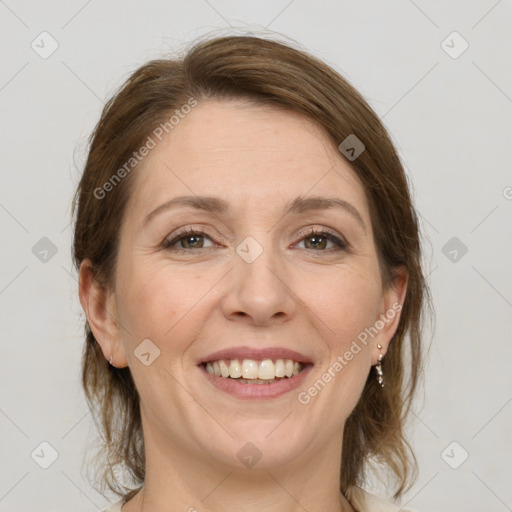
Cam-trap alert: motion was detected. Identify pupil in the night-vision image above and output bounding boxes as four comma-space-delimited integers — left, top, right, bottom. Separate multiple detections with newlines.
185, 235, 202, 248
308, 236, 325, 249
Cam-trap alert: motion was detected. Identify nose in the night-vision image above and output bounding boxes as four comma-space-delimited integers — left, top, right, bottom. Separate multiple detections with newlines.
220, 239, 297, 326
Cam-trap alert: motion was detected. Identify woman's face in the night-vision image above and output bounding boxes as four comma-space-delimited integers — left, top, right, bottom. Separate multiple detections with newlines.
86, 99, 405, 471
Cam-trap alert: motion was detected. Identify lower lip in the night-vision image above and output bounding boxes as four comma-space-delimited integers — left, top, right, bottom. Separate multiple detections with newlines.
199, 364, 313, 400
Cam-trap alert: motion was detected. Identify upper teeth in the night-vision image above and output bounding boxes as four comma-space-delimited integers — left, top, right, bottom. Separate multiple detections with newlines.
205, 359, 303, 380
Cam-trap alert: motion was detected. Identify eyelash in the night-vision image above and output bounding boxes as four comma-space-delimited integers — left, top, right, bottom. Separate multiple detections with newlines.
162, 227, 349, 254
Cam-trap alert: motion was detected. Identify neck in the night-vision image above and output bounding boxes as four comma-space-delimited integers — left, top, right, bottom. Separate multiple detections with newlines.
121, 426, 355, 512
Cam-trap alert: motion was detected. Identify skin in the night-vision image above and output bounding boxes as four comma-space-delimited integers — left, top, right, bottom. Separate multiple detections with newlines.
79, 100, 407, 512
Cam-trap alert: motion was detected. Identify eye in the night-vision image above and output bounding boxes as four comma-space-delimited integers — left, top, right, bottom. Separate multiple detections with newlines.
294, 228, 349, 252
162, 228, 216, 252
162, 227, 349, 254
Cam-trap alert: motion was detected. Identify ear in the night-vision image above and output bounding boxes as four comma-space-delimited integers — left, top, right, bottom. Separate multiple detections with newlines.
78, 259, 128, 368
371, 266, 408, 364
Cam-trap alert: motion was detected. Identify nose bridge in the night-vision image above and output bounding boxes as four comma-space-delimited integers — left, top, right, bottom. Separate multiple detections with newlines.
224, 232, 295, 323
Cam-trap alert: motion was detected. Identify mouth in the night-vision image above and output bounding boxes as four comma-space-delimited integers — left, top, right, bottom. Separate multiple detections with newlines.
197, 347, 314, 399
201, 358, 308, 383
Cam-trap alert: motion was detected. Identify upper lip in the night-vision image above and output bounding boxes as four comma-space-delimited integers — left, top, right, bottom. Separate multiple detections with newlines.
198, 346, 314, 365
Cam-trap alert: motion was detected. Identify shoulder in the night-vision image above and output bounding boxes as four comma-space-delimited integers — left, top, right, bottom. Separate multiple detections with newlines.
347, 486, 419, 512
102, 498, 124, 512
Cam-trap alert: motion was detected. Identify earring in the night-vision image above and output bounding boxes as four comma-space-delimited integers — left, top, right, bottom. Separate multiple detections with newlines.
375, 344, 384, 388
109, 355, 116, 368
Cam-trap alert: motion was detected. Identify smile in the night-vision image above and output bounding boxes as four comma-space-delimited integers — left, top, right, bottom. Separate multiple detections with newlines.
204, 358, 304, 383
199, 359, 313, 400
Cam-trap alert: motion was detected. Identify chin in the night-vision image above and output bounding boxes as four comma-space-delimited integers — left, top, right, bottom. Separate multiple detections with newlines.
202, 423, 308, 470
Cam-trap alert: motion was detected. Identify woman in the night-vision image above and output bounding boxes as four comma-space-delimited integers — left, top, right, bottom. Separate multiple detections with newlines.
73, 34, 431, 512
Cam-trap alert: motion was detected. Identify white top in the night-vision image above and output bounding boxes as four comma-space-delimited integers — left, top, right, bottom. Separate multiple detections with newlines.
102, 487, 416, 512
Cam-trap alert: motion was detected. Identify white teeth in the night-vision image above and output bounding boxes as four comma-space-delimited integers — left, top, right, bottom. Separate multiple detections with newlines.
204, 358, 305, 380
229, 359, 242, 378
219, 360, 230, 378
242, 359, 259, 379
258, 359, 275, 380
275, 359, 285, 377
285, 359, 294, 377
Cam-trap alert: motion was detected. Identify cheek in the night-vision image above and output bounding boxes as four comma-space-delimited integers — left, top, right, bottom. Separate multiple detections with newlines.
115, 258, 212, 351
296, 265, 381, 344
297, 269, 379, 418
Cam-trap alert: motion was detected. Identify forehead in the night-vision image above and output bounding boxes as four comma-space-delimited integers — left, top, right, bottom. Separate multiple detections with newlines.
128, 100, 369, 220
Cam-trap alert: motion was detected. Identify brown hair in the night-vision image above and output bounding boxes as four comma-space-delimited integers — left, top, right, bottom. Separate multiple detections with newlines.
72, 33, 432, 502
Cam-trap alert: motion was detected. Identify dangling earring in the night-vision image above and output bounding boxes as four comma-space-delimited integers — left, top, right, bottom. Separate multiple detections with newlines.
375, 344, 384, 387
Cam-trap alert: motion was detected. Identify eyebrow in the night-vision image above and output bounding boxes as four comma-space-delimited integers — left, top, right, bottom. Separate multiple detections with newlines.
142, 195, 366, 231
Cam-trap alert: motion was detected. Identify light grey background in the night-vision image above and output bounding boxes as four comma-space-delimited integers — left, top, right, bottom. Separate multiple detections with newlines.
1, 1, 511, 511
